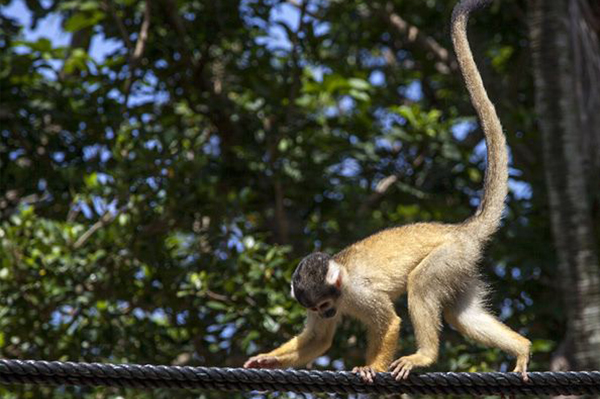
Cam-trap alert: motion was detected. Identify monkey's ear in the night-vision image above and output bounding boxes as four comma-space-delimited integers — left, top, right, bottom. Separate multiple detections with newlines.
326, 260, 342, 288
290, 282, 295, 299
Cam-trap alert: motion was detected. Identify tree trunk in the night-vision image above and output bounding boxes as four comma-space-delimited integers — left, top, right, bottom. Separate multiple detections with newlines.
530, 0, 600, 370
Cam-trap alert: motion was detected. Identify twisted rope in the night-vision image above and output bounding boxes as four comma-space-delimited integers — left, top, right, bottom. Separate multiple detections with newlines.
0, 359, 598, 395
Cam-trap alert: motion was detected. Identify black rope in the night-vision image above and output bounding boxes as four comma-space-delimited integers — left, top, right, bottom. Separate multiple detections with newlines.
0, 359, 599, 395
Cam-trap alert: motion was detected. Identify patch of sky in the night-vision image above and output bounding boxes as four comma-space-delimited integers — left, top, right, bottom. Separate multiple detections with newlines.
207, 324, 221, 334
310, 65, 330, 82
451, 120, 476, 140
133, 308, 146, 319
150, 280, 163, 290
83, 144, 112, 163
520, 291, 533, 306
509, 179, 532, 200
332, 359, 345, 371
5, 0, 168, 110
141, 113, 153, 124
255, 2, 297, 51
49, 310, 61, 327
4, 1, 69, 46
225, 223, 244, 253
251, 0, 330, 94
107, 88, 123, 102
49, 305, 74, 326
146, 177, 160, 191
499, 298, 513, 320
4, 0, 123, 74
51, 151, 65, 163
314, 19, 330, 37
134, 267, 146, 281
511, 267, 522, 280
116, 300, 129, 312
203, 135, 221, 157
9, 149, 25, 161
315, 356, 329, 367
79, 201, 93, 219
324, 187, 344, 201
239, 0, 268, 30
459, 124, 532, 201
339, 96, 355, 113
221, 324, 236, 339
375, 136, 393, 151
150, 308, 167, 323
337, 157, 361, 177
90, 32, 123, 63
400, 80, 423, 102
127, 70, 171, 108
471, 140, 487, 163
176, 311, 189, 325
219, 341, 231, 349
324, 105, 338, 118
92, 196, 117, 215
375, 107, 406, 132
144, 139, 163, 151
369, 70, 386, 86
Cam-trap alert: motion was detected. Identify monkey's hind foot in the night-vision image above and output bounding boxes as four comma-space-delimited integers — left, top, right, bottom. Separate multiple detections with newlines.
513, 356, 529, 382
352, 366, 377, 384
389, 354, 434, 380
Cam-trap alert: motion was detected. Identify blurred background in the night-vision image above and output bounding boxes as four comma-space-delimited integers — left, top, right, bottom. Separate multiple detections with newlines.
1, 0, 599, 397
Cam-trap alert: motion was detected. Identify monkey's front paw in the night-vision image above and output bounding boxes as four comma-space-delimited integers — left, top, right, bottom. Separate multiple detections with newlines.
389, 354, 433, 380
352, 366, 377, 384
243, 355, 281, 369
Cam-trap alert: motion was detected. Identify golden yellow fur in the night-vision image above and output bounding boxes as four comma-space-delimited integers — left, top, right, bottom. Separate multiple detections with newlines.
244, 0, 531, 381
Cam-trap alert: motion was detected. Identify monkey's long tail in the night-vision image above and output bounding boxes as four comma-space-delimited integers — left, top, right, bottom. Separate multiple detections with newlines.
452, 0, 508, 241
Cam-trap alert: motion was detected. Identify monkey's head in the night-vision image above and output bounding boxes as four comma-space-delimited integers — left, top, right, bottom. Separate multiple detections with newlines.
290, 252, 342, 319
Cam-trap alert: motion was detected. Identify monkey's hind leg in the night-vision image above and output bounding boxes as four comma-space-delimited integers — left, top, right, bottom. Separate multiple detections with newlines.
390, 245, 464, 380
443, 284, 531, 380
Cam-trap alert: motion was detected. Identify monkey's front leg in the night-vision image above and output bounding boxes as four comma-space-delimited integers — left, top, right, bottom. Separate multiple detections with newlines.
244, 313, 337, 369
244, 334, 331, 369
354, 309, 401, 383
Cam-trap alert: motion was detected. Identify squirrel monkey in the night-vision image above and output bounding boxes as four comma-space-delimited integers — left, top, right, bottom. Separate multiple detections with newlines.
244, 0, 531, 383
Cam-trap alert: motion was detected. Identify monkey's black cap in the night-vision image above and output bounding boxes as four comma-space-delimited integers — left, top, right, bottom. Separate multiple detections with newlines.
291, 252, 340, 309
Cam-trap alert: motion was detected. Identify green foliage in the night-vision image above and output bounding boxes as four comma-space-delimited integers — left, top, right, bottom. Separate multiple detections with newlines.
0, 0, 558, 397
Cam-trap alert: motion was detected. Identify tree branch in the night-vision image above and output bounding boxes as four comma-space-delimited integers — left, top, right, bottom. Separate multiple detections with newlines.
130, 0, 151, 67
102, 0, 133, 51
376, 3, 457, 74
358, 175, 398, 216
72, 204, 127, 249
158, 0, 246, 156
123, 0, 152, 108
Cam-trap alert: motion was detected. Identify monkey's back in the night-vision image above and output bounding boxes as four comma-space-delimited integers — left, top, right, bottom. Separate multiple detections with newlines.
334, 222, 459, 298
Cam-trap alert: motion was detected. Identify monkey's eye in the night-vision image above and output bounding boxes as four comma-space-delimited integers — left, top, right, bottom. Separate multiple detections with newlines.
318, 301, 331, 311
